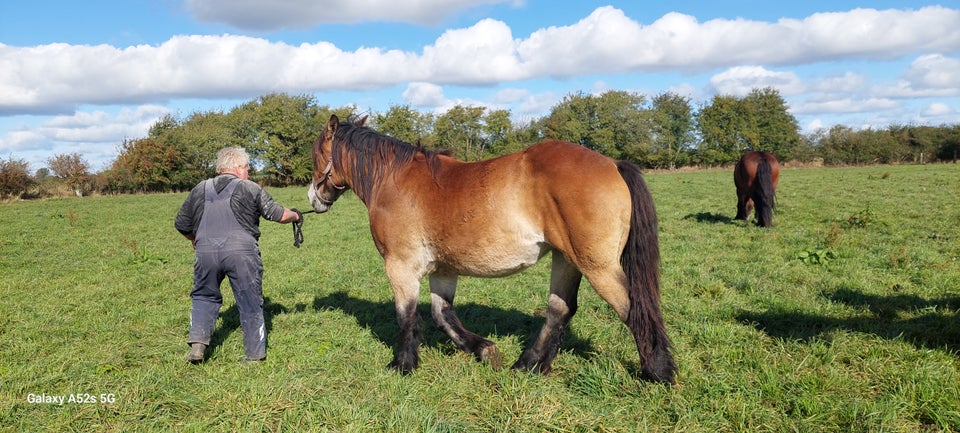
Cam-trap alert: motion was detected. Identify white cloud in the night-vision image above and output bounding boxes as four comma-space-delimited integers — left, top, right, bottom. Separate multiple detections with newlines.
0, 129, 47, 153
865, 54, 960, 99
513, 91, 558, 118
41, 105, 169, 143
420, 18, 524, 83
0, 105, 170, 169
491, 88, 529, 104
792, 97, 900, 115
808, 72, 868, 94
905, 54, 960, 88
2, 6, 959, 116
709, 66, 804, 96
185, 0, 522, 29
922, 102, 953, 117
804, 118, 824, 132
402, 82, 447, 107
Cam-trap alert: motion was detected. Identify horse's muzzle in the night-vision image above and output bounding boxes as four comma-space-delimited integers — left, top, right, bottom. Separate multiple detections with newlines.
306, 184, 332, 214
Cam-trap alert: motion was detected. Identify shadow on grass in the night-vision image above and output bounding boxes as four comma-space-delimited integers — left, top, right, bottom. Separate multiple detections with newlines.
682, 212, 736, 225
309, 291, 599, 363
206, 297, 286, 358
736, 288, 960, 353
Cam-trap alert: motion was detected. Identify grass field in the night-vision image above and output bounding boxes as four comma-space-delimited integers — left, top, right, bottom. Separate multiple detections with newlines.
1, 163, 958, 432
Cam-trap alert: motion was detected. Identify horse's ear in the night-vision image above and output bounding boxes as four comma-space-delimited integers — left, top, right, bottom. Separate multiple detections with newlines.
357, 115, 368, 127
325, 115, 339, 136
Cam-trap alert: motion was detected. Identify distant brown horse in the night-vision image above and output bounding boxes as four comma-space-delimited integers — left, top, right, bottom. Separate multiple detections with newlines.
734, 151, 780, 227
308, 115, 675, 384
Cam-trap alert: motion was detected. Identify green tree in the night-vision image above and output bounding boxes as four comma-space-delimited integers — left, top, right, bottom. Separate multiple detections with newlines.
817, 125, 859, 165
373, 105, 434, 145
435, 105, 486, 160
147, 111, 230, 190
542, 92, 593, 148
481, 109, 513, 157
650, 92, 694, 169
742, 87, 802, 157
936, 124, 960, 162
106, 138, 179, 192
542, 90, 650, 162
696, 88, 801, 165
696, 95, 743, 165
229, 93, 325, 185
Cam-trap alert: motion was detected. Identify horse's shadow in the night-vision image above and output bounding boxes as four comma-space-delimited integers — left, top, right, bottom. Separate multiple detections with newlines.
736, 288, 960, 353
310, 291, 597, 360
682, 212, 736, 225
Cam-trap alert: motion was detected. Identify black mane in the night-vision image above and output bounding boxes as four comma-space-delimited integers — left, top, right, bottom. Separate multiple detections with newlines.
331, 121, 447, 202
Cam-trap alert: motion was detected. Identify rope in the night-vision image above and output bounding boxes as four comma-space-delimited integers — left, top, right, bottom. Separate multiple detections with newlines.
291, 209, 314, 248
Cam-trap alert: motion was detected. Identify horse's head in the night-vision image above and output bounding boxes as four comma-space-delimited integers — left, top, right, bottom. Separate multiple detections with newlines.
308, 114, 365, 213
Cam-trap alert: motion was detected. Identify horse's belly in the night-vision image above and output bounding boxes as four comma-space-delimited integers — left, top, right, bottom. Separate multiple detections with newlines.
436, 229, 549, 278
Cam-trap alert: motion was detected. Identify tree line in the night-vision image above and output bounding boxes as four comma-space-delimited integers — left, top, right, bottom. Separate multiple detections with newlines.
2, 88, 959, 198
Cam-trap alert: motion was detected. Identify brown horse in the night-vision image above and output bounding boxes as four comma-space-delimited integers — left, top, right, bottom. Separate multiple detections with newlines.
308, 115, 675, 384
734, 150, 780, 227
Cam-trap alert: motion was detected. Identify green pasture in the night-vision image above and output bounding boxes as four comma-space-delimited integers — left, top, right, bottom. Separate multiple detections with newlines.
1, 163, 958, 432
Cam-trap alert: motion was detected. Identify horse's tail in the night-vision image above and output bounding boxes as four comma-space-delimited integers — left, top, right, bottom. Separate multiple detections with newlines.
616, 160, 676, 384
753, 155, 776, 227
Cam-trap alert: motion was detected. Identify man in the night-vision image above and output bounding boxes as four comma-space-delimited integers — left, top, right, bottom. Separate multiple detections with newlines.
174, 147, 301, 364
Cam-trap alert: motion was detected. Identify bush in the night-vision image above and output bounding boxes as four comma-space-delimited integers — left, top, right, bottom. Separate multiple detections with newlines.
0, 157, 34, 199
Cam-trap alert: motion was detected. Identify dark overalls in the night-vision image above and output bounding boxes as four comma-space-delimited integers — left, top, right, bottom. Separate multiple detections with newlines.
188, 178, 266, 360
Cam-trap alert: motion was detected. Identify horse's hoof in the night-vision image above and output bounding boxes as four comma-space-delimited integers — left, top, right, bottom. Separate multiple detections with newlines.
510, 357, 548, 374
387, 360, 415, 375
480, 345, 503, 371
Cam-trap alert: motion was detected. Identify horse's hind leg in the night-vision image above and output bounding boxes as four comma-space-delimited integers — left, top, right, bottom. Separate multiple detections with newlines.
734, 169, 753, 221
512, 252, 581, 374
429, 274, 502, 370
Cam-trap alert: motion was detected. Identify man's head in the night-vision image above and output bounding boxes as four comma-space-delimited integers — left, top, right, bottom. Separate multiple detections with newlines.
216, 147, 251, 179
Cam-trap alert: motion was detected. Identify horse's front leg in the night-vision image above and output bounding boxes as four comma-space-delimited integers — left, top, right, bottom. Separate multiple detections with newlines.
384, 259, 424, 375
429, 273, 502, 370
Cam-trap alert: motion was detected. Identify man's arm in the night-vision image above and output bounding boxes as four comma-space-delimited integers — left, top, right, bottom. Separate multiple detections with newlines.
278, 208, 301, 224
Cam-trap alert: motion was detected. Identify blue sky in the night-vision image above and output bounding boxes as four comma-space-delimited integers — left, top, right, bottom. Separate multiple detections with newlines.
1, 0, 958, 171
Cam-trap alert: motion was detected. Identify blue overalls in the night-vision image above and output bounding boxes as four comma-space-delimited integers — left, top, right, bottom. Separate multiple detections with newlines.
188, 178, 267, 360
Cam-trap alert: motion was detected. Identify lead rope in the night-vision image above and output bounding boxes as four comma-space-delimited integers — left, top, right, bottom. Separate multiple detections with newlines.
291, 209, 315, 248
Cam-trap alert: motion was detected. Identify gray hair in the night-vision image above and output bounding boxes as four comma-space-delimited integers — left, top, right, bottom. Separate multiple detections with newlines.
215, 147, 250, 173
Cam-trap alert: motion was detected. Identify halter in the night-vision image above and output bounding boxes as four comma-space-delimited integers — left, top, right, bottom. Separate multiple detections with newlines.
317, 158, 348, 191
312, 157, 347, 208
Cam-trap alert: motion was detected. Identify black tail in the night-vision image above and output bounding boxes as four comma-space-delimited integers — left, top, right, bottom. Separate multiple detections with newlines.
753, 157, 776, 227
616, 161, 676, 384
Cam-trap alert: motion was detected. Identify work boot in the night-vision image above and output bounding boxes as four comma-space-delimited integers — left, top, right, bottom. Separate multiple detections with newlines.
186, 343, 207, 364
241, 356, 265, 366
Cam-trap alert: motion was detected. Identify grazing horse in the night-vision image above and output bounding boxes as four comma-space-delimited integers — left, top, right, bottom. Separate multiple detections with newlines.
307, 115, 675, 384
734, 151, 780, 227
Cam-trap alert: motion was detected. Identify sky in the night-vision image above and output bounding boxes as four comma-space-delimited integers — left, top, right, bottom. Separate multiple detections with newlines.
1, 1, 959, 171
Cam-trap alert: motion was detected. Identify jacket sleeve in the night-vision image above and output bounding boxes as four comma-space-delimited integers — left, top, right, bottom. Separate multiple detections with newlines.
255, 185, 286, 223
174, 182, 205, 236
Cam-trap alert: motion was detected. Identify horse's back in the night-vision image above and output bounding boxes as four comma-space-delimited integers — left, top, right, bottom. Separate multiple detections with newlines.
518, 140, 632, 216
735, 151, 780, 185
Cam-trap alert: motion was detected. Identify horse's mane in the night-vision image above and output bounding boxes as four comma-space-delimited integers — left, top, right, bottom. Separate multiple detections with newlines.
331, 121, 448, 202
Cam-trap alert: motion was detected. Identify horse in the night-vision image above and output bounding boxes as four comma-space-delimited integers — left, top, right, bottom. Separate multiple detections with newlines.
307, 114, 676, 384
733, 150, 780, 227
